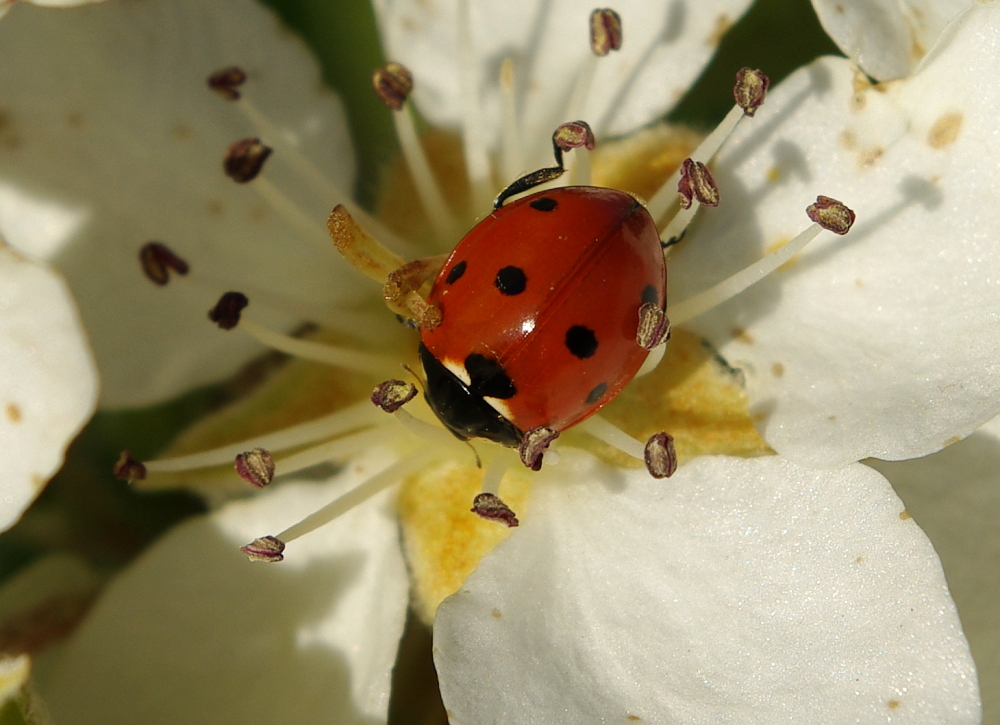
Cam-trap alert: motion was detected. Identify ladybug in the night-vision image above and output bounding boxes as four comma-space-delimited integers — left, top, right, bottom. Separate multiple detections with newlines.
418, 185, 666, 452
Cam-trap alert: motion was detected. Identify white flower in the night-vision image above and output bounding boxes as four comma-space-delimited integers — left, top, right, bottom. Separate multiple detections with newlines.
0, 0, 991, 722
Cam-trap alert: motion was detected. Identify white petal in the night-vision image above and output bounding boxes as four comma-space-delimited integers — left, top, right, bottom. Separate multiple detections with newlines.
672, 2, 1000, 467
435, 453, 979, 724
0, 0, 362, 408
35, 447, 409, 725
0, 242, 96, 532
870, 427, 1000, 720
377, 0, 752, 166
810, 0, 969, 81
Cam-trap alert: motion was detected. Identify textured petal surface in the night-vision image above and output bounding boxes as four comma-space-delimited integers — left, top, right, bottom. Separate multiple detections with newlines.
0, 0, 361, 408
810, 0, 969, 81
35, 447, 409, 725
435, 453, 979, 724
0, 243, 96, 531
376, 0, 752, 165
671, 2, 1000, 467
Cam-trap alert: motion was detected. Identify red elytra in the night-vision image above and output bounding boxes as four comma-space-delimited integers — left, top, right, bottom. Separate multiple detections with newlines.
418, 186, 665, 448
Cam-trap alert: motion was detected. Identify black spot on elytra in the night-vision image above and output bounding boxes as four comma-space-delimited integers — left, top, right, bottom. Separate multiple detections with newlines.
585, 382, 608, 405
465, 353, 516, 399
445, 260, 467, 284
641, 284, 658, 305
495, 266, 527, 295
529, 197, 558, 212
565, 325, 598, 359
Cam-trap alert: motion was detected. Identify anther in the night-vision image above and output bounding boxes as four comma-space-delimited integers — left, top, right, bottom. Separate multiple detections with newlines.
644, 432, 677, 478
371, 380, 418, 413
224, 137, 272, 183
590, 9, 623, 56
235, 448, 276, 488
208, 292, 249, 330
807, 196, 856, 235
372, 62, 414, 111
519, 426, 559, 471
733, 68, 770, 117
240, 535, 286, 563
677, 158, 719, 209
554, 120, 596, 153
471, 492, 520, 528
113, 450, 147, 483
138, 242, 189, 286
207, 66, 248, 101
636, 302, 671, 350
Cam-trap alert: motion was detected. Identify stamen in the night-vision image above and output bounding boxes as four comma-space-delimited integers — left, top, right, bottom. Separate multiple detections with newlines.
235, 448, 276, 488
519, 426, 559, 471
371, 380, 418, 413
670, 197, 856, 325
635, 343, 666, 378
223, 137, 272, 183
578, 415, 645, 460
207, 66, 247, 101
374, 63, 461, 243
494, 121, 594, 208
471, 492, 519, 528
499, 58, 524, 183
677, 159, 720, 210
480, 453, 510, 495
113, 450, 147, 483
636, 302, 671, 350
644, 432, 678, 478
208, 291, 249, 330
241, 535, 285, 563
268, 426, 397, 479
139, 242, 189, 286
276, 449, 438, 544
249, 175, 338, 254
457, 0, 495, 210
590, 8, 623, 56
733, 68, 769, 117
144, 399, 384, 475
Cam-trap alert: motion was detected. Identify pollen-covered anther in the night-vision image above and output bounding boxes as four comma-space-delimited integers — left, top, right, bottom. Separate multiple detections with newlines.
372, 62, 414, 111
644, 432, 677, 479
554, 120, 596, 153
636, 302, 671, 350
471, 492, 520, 528
113, 450, 147, 483
807, 195, 856, 235
207, 66, 248, 101
677, 158, 720, 209
138, 242, 189, 286
371, 379, 418, 413
208, 291, 249, 330
235, 448, 276, 488
519, 426, 560, 472
240, 536, 286, 563
590, 8, 623, 56
734, 68, 770, 117
223, 137, 273, 183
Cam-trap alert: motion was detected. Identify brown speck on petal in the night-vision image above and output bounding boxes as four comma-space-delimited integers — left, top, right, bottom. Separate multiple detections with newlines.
235, 448, 275, 488
371, 379, 418, 413
734, 68, 769, 117
208, 291, 249, 330
590, 8, 622, 56
807, 195, 855, 235
207, 66, 247, 101
636, 302, 670, 350
519, 426, 559, 471
554, 120, 595, 153
373, 62, 413, 111
471, 492, 519, 527
139, 242, 189, 286
113, 450, 147, 483
224, 137, 272, 183
644, 432, 677, 478
677, 158, 719, 209
241, 536, 285, 562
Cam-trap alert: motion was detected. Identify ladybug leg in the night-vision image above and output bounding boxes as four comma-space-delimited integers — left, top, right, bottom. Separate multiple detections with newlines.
328, 205, 443, 329
493, 121, 596, 209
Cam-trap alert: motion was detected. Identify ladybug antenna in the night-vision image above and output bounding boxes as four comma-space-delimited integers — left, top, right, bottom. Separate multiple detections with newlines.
493, 121, 596, 209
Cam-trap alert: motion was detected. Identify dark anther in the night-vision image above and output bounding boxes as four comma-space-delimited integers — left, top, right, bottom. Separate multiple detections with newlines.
590, 9, 623, 56
734, 68, 770, 117
519, 426, 559, 471
372, 62, 414, 111
806, 196, 856, 235
677, 158, 720, 210
636, 303, 670, 350
471, 492, 520, 528
644, 432, 677, 478
113, 450, 147, 483
241, 535, 286, 563
371, 379, 418, 413
235, 448, 276, 488
207, 66, 248, 101
208, 291, 249, 330
224, 137, 272, 183
139, 242, 189, 286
